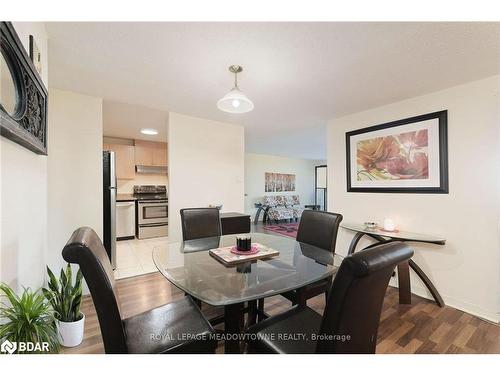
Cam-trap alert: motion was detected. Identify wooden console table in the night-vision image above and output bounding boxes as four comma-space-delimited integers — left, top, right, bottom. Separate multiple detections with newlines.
341, 223, 446, 307
304, 204, 320, 210
220, 212, 251, 235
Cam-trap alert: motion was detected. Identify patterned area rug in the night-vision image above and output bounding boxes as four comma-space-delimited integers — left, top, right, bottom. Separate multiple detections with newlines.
263, 222, 299, 238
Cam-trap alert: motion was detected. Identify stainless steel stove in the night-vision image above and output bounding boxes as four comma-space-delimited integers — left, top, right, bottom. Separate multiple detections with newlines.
133, 185, 168, 239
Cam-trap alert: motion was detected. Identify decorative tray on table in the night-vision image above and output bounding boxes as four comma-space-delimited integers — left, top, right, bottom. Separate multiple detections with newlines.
209, 243, 279, 266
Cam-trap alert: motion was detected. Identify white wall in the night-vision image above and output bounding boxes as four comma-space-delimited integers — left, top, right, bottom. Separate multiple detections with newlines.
327, 75, 500, 322
0, 22, 48, 289
47, 89, 103, 273
168, 113, 244, 242
244, 153, 324, 219
1, 25, 103, 291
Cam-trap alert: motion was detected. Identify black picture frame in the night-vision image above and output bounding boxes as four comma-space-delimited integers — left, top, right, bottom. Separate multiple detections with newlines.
346, 110, 448, 194
0, 22, 48, 155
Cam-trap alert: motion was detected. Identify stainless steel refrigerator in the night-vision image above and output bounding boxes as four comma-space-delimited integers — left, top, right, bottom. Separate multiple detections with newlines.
103, 151, 117, 269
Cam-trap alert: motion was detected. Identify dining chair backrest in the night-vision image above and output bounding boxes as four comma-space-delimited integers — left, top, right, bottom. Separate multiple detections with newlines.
62, 227, 128, 353
316, 241, 413, 353
296, 210, 343, 253
180, 207, 222, 241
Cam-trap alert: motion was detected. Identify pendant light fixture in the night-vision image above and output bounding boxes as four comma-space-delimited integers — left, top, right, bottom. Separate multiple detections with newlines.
217, 65, 254, 114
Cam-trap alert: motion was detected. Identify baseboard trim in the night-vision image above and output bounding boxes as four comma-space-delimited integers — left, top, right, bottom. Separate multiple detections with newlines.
408, 284, 498, 324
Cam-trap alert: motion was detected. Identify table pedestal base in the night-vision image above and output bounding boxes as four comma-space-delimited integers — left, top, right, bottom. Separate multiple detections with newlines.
224, 302, 245, 354
347, 232, 444, 308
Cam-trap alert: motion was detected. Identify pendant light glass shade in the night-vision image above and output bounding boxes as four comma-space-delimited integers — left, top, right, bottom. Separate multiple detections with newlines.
217, 87, 254, 113
217, 65, 254, 114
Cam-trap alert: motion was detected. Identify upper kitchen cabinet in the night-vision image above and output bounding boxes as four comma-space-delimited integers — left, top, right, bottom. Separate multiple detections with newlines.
135, 140, 168, 167
103, 143, 136, 179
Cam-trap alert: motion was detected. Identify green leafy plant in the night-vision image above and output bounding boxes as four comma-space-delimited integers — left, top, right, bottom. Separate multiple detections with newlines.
43, 264, 83, 323
0, 283, 60, 353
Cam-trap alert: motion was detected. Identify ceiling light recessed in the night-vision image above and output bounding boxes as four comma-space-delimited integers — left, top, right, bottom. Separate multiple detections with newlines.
217, 65, 254, 114
140, 128, 158, 135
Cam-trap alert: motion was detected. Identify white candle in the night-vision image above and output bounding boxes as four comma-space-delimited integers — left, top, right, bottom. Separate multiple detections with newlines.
383, 218, 396, 231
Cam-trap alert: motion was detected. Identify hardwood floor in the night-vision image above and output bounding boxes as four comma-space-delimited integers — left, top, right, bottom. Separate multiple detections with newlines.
63, 271, 500, 354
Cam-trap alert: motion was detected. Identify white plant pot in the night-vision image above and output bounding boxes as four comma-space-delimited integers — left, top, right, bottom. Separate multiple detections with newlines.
58, 314, 85, 347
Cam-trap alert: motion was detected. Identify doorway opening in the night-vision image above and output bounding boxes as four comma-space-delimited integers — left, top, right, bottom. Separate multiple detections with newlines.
315, 165, 327, 211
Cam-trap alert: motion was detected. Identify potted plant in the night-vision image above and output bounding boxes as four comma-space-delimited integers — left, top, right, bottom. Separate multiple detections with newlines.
0, 283, 60, 353
43, 264, 84, 347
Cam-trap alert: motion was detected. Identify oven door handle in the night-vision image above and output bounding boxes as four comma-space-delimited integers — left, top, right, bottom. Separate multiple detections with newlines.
139, 222, 168, 227
138, 200, 168, 205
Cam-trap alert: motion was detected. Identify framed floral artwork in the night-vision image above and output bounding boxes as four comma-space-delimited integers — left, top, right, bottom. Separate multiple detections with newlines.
346, 110, 448, 193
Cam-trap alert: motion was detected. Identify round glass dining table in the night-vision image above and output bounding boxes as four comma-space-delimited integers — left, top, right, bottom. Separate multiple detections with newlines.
153, 232, 343, 353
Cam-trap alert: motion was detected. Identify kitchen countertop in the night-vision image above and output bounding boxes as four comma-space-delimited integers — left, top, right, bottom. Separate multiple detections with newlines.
116, 194, 136, 202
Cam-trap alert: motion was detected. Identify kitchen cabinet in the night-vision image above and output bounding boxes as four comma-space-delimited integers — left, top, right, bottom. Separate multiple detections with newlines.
135, 140, 167, 167
152, 144, 168, 166
103, 143, 136, 180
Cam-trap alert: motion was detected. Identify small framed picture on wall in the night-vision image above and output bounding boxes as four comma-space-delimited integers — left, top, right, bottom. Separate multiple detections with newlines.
265, 172, 296, 192
346, 110, 448, 193
29, 35, 42, 75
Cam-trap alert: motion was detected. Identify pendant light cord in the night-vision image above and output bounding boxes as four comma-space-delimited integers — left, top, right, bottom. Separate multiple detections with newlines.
234, 71, 239, 89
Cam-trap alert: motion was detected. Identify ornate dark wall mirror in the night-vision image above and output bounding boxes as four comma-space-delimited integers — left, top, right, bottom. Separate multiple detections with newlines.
0, 22, 48, 155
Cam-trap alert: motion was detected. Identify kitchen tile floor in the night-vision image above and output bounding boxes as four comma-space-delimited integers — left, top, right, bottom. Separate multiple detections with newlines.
114, 236, 168, 280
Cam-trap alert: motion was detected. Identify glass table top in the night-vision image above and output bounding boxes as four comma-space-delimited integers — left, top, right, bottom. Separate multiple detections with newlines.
153, 232, 343, 306
341, 223, 446, 245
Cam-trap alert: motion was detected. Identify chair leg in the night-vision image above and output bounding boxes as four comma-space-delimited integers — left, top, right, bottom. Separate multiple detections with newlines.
193, 297, 202, 308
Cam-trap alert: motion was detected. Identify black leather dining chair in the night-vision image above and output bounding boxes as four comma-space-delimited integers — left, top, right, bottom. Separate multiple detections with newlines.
296, 210, 343, 251
246, 241, 413, 353
180, 207, 222, 241
62, 227, 217, 354
280, 210, 343, 305
180, 207, 223, 309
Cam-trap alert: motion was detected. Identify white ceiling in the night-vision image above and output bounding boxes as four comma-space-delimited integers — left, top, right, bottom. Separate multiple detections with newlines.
45, 22, 500, 160
103, 100, 168, 141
